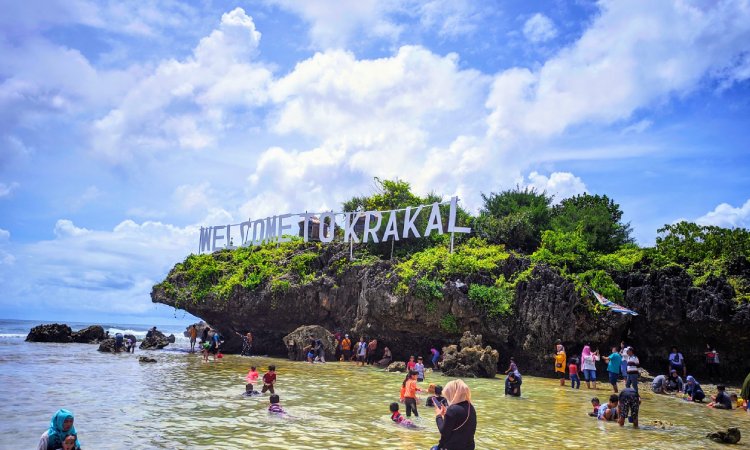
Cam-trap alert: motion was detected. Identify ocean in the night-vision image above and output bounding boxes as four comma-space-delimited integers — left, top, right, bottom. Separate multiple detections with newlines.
0, 319, 747, 449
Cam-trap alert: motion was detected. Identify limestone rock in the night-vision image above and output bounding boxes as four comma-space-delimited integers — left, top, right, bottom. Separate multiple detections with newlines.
387, 361, 406, 372
167, 334, 176, 343
26, 324, 73, 343
282, 325, 336, 361
139, 356, 157, 363
139, 329, 170, 350
707, 427, 741, 444
440, 332, 499, 378
72, 325, 105, 343
97, 338, 116, 353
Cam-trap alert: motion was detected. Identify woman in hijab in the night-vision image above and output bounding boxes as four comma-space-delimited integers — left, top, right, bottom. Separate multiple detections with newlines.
38, 409, 81, 450
684, 376, 706, 402
581, 345, 600, 390
432, 379, 477, 450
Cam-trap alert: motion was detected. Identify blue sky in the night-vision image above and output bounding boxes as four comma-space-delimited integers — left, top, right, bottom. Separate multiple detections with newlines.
1, 0, 749, 325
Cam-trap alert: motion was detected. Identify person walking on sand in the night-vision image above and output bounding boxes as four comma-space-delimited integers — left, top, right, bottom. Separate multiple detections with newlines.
189, 325, 197, 353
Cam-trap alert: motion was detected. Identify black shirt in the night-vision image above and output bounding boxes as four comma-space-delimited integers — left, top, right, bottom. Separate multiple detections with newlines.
715, 391, 732, 409
436, 401, 476, 450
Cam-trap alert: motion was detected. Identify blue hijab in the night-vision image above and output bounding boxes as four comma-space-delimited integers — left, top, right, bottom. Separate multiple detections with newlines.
47, 409, 80, 450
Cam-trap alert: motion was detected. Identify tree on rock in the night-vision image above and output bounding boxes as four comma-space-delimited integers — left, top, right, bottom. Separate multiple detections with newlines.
551, 193, 633, 254
475, 186, 552, 253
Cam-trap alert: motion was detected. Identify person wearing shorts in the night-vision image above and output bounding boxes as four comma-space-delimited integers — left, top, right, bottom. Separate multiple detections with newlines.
603, 346, 622, 393
617, 387, 640, 428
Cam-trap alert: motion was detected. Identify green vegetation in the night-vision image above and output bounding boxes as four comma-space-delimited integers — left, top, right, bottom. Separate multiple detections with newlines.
468, 284, 513, 317
440, 314, 459, 334
475, 186, 552, 253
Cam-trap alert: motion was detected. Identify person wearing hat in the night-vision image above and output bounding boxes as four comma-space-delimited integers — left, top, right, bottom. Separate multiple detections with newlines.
624, 347, 640, 394
341, 334, 352, 362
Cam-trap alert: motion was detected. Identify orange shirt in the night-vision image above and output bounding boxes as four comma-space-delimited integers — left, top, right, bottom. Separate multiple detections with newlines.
404, 379, 418, 399
341, 339, 352, 351
400, 386, 406, 400
555, 351, 567, 373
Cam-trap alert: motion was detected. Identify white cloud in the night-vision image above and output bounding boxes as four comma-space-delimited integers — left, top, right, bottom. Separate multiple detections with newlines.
622, 119, 653, 135
0, 182, 19, 198
265, 0, 405, 49
489, 1, 750, 139
0, 228, 9, 240
173, 182, 214, 212
696, 198, 750, 228
525, 171, 587, 203
418, 0, 481, 37
523, 13, 557, 43
90, 7, 272, 163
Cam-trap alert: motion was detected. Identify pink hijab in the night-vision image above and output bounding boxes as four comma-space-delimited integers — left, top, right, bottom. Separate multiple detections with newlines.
581, 345, 592, 363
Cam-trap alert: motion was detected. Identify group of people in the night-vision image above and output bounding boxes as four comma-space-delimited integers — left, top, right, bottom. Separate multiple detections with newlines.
550, 339, 749, 430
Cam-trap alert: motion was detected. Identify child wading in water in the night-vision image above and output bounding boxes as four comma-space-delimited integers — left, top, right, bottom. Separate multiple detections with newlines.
402, 370, 422, 417
246, 366, 259, 384
406, 355, 416, 371
268, 394, 285, 414
390, 402, 417, 428
569, 358, 581, 389
589, 397, 601, 417
415, 357, 425, 382
243, 383, 261, 396
262, 365, 277, 394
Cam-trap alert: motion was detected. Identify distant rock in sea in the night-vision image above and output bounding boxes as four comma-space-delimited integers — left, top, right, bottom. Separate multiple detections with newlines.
140, 329, 170, 350
26, 323, 73, 343
138, 356, 157, 363
26, 323, 105, 344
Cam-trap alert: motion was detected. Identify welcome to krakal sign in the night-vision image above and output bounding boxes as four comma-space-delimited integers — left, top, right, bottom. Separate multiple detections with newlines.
199, 197, 470, 253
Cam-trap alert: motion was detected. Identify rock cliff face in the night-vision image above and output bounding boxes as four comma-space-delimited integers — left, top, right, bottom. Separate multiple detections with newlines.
152, 245, 750, 381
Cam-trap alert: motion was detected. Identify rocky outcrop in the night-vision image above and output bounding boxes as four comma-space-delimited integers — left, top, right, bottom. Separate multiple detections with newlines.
152, 244, 750, 381
27, 323, 108, 344
97, 338, 116, 352
707, 427, 741, 444
282, 325, 336, 360
440, 332, 500, 378
26, 324, 73, 342
139, 356, 157, 363
387, 361, 406, 372
72, 325, 105, 343
139, 329, 170, 350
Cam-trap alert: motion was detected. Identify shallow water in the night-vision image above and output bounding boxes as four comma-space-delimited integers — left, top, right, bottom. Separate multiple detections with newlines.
1, 326, 748, 449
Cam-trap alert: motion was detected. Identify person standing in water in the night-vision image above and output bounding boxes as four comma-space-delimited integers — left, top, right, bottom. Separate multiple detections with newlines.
38, 409, 81, 450
554, 342, 567, 386
581, 345, 600, 389
624, 347, 640, 393
432, 379, 476, 450
188, 325, 197, 353
603, 345, 622, 393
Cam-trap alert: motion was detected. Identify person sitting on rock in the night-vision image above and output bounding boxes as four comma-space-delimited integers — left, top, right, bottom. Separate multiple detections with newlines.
243, 383, 261, 397
426, 385, 449, 407
376, 346, 392, 368
268, 394, 285, 414
505, 372, 522, 397
683, 376, 706, 402
708, 385, 733, 409
598, 394, 620, 421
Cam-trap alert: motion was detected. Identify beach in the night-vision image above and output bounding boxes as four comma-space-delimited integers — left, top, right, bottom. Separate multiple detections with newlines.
1, 319, 748, 449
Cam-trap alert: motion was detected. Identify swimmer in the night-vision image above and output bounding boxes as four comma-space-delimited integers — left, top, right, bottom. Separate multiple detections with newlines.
243, 383, 261, 397
389, 402, 417, 428
268, 394, 285, 414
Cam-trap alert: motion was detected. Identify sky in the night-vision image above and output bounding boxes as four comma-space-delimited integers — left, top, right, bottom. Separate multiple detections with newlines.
1, 0, 749, 325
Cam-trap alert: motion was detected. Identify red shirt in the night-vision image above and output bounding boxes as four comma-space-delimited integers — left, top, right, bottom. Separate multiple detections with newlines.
407, 361, 416, 370
569, 363, 578, 375
263, 372, 276, 385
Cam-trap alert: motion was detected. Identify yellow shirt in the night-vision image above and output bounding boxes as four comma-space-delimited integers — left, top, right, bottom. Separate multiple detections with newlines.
555, 351, 567, 373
